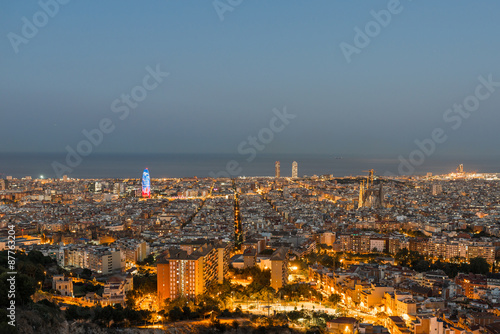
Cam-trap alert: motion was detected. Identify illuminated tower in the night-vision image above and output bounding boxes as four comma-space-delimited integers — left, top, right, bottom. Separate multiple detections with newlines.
358, 180, 365, 209
142, 168, 151, 198
292, 161, 298, 179
275, 161, 280, 178
0, 179, 8, 191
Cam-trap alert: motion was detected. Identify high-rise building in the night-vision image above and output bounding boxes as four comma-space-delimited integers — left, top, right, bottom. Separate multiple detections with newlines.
431, 184, 443, 196
216, 244, 231, 284
292, 161, 298, 178
113, 183, 125, 195
275, 161, 280, 178
86, 248, 123, 275
0, 179, 9, 191
270, 247, 289, 290
142, 168, 151, 198
89, 182, 102, 193
157, 241, 229, 302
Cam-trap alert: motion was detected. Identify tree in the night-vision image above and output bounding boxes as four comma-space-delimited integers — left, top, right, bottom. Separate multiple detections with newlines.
278, 283, 323, 302
168, 306, 183, 322
327, 293, 341, 306
137, 254, 156, 266
81, 268, 93, 280
133, 274, 157, 294
469, 257, 490, 274
126, 290, 139, 310
395, 248, 410, 267
395, 248, 424, 268
0, 272, 36, 307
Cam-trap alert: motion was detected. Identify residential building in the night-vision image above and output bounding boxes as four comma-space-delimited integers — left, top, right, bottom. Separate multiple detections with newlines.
270, 247, 289, 290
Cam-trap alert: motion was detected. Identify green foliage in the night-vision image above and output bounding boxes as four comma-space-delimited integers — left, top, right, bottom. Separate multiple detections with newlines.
132, 274, 157, 294
36, 299, 58, 309
0, 272, 36, 308
231, 266, 273, 298
395, 248, 425, 267
73, 282, 101, 297
81, 268, 93, 280
0, 250, 53, 291
125, 290, 139, 310
196, 294, 221, 314
168, 306, 184, 322
65, 305, 93, 321
137, 254, 156, 266
242, 267, 271, 289
0, 321, 17, 334
395, 248, 490, 277
278, 283, 323, 302
161, 294, 228, 322
303, 251, 340, 269
327, 293, 341, 306
91, 304, 151, 327
469, 257, 490, 275
285, 309, 337, 328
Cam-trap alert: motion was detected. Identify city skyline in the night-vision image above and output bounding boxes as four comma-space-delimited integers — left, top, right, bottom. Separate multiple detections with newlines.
2, 2, 500, 332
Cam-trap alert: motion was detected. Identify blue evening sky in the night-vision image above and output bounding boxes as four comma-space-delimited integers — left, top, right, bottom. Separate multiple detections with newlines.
1, 0, 499, 160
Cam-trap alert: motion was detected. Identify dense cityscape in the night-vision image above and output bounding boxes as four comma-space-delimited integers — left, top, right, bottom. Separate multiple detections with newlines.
1, 163, 500, 333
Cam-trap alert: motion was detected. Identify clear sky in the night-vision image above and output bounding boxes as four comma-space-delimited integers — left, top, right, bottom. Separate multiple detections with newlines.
1, 0, 499, 160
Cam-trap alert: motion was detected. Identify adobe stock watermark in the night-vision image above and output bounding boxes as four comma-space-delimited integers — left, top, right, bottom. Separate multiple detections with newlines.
7, 0, 71, 54
209, 106, 296, 178
390, 74, 500, 176
51, 64, 169, 178
213, 0, 243, 21
340, 0, 411, 64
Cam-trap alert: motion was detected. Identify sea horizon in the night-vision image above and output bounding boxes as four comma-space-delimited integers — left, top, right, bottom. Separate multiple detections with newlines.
0, 152, 499, 179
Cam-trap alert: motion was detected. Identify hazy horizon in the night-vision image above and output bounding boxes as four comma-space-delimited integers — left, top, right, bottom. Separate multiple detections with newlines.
0, 152, 498, 179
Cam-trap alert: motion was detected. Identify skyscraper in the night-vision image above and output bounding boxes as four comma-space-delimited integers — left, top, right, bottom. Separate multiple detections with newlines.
275, 161, 280, 178
292, 161, 298, 178
142, 168, 151, 198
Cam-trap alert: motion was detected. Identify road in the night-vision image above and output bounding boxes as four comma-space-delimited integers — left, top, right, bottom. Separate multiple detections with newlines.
236, 300, 338, 316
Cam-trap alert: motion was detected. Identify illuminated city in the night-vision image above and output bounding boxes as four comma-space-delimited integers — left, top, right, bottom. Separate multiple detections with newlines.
2, 1, 500, 333
1, 166, 500, 332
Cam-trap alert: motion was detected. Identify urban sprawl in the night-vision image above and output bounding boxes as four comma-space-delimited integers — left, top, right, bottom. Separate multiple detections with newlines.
1, 164, 500, 333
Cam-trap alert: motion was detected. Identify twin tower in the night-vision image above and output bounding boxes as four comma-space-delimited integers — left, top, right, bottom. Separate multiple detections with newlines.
275, 161, 298, 178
